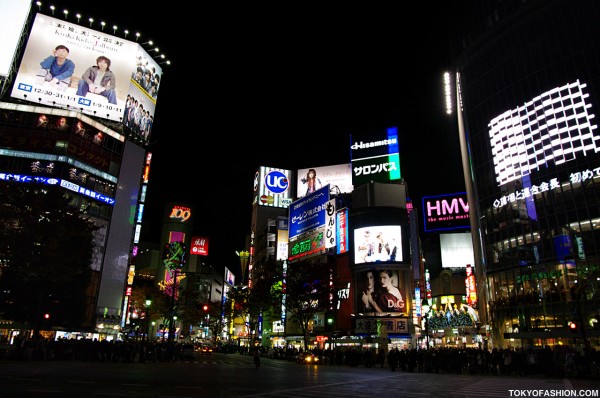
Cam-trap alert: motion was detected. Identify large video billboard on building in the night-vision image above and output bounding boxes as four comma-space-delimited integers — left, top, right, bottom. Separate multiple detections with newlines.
11, 13, 162, 141
296, 164, 353, 199
0, 0, 30, 77
440, 232, 474, 268
353, 225, 402, 264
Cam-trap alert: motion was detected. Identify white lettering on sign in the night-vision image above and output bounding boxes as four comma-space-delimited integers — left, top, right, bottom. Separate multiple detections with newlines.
427, 197, 469, 217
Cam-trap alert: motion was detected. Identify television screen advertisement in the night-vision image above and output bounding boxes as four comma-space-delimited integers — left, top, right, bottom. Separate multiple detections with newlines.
288, 184, 330, 241
353, 225, 402, 264
11, 14, 162, 141
0, 0, 30, 76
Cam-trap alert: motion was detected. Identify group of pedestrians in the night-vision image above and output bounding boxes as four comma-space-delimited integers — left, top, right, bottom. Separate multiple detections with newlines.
377, 346, 598, 378
3, 337, 195, 363
3, 337, 598, 378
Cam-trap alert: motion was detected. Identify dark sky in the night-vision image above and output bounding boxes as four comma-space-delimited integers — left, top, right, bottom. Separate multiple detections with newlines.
48, 2, 467, 273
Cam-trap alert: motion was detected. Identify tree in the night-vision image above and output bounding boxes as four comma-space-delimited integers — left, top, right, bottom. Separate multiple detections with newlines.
128, 280, 169, 340
0, 181, 97, 336
226, 263, 281, 346
284, 259, 331, 351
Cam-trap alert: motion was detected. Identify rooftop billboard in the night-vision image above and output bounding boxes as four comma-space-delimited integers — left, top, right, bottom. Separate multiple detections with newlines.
350, 126, 401, 186
0, 0, 30, 77
11, 13, 162, 141
296, 164, 353, 199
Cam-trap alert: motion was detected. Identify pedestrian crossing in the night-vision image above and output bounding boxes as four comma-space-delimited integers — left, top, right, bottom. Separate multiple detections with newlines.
451, 377, 570, 397
233, 372, 574, 398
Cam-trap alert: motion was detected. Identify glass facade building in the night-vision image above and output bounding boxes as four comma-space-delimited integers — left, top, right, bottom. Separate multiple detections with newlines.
456, 0, 600, 349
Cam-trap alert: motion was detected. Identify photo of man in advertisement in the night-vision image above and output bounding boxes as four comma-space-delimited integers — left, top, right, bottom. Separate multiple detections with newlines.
35, 45, 75, 91
76, 55, 117, 104
11, 13, 161, 133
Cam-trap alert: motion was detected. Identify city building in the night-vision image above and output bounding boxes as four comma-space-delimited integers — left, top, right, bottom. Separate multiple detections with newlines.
454, 0, 600, 349
0, 2, 168, 341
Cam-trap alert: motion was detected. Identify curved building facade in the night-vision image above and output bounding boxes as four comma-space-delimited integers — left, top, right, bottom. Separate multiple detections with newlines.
456, 0, 600, 349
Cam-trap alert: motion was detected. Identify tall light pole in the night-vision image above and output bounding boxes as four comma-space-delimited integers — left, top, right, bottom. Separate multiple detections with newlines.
445, 71, 492, 349
145, 297, 152, 341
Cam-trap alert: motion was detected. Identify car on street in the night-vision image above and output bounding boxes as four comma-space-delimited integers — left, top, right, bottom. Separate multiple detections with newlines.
179, 343, 196, 359
197, 345, 213, 355
296, 352, 319, 364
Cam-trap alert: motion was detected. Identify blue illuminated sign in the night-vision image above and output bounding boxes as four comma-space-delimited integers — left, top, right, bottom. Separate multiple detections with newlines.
0, 172, 115, 205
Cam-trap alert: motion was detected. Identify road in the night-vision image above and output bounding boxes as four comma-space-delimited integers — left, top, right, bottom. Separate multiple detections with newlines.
1, 352, 598, 397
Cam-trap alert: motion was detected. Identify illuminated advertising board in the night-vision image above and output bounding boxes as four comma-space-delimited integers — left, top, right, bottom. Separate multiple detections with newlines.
276, 216, 289, 261
288, 229, 327, 262
0, 171, 115, 205
356, 317, 409, 335
350, 126, 401, 186
289, 184, 330, 241
440, 232, 474, 268
254, 166, 292, 208
190, 236, 208, 256
490, 80, 598, 188
11, 14, 162, 140
0, 0, 30, 76
355, 269, 407, 316
353, 225, 402, 264
168, 205, 191, 223
422, 192, 470, 232
324, 199, 336, 249
465, 264, 477, 306
224, 267, 235, 286
296, 164, 353, 199
336, 208, 348, 255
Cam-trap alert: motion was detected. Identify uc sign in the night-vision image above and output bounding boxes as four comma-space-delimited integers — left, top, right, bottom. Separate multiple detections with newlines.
264, 170, 289, 194
169, 206, 191, 222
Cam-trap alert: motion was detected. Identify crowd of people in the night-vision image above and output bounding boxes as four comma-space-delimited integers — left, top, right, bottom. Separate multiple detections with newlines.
263, 345, 599, 378
2, 337, 598, 378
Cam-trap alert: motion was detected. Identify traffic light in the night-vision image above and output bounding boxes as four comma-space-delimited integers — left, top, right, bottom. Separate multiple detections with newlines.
569, 321, 578, 334
202, 304, 209, 312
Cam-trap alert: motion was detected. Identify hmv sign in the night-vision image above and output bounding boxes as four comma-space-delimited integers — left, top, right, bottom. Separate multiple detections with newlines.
422, 192, 470, 232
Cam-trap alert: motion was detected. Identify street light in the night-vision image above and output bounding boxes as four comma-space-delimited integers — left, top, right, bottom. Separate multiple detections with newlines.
236, 250, 250, 284
145, 297, 152, 341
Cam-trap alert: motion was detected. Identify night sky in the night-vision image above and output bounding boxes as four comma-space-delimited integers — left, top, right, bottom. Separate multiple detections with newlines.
42, 2, 467, 275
